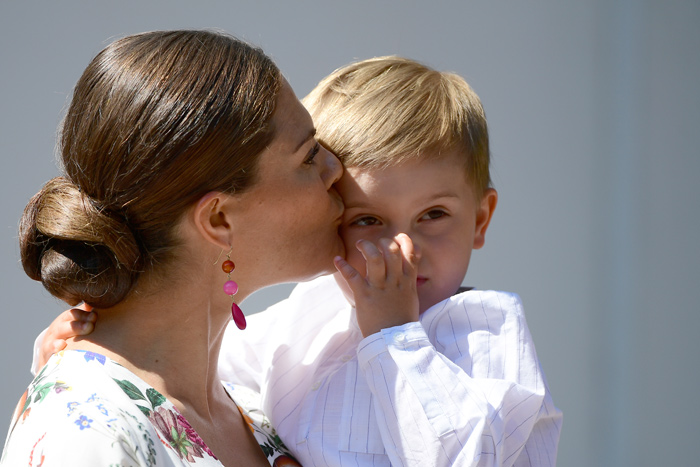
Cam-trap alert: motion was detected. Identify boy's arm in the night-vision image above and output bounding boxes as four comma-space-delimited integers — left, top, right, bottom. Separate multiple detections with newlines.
335, 238, 560, 466
31, 307, 96, 374
356, 292, 562, 467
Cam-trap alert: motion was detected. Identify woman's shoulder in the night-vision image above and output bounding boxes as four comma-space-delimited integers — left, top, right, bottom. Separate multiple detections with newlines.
1, 350, 159, 465
2, 350, 222, 466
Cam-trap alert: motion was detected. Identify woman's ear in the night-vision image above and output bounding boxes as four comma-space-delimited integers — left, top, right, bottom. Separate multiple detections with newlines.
473, 188, 498, 250
192, 191, 233, 250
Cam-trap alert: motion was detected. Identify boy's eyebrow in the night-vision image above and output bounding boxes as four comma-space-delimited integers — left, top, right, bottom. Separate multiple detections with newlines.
294, 128, 317, 153
425, 191, 461, 201
344, 192, 461, 209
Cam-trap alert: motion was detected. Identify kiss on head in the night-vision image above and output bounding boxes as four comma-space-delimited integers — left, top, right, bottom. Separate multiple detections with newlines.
5, 30, 561, 467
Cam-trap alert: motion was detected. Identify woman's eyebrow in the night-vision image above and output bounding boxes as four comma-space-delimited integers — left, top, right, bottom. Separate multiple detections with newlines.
294, 128, 317, 152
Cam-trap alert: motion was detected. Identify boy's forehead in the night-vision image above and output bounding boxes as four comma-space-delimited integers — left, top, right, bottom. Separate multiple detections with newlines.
339, 153, 475, 202
343, 152, 472, 187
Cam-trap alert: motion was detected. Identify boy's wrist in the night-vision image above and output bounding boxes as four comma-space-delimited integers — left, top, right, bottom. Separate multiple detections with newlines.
356, 322, 428, 367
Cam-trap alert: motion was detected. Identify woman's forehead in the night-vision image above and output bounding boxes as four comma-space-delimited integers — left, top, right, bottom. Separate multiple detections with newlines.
268, 80, 315, 154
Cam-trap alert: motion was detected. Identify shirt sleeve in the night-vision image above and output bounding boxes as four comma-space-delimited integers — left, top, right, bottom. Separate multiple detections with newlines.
356, 291, 558, 467
217, 317, 268, 392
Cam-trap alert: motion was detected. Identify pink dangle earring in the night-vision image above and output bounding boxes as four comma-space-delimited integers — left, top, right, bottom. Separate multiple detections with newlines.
222, 250, 246, 330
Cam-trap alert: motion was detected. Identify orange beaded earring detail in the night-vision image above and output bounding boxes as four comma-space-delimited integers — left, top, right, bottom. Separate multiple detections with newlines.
222, 250, 246, 330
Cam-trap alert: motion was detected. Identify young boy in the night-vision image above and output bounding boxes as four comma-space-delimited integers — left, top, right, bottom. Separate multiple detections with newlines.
218, 56, 562, 466
36, 57, 562, 466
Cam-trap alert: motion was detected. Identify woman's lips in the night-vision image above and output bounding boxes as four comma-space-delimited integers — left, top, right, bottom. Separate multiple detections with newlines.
416, 276, 428, 286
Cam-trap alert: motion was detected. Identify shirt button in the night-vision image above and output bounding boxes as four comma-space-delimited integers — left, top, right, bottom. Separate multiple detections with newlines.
394, 332, 407, 343
311, 381, 321, 391
341, 355, 352, 362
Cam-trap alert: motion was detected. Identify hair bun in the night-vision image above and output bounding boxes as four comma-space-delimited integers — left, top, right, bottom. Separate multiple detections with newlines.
19, 177, 142, 308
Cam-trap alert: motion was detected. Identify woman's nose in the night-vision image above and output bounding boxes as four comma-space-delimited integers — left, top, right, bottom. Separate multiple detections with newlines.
321, 146, 343, 188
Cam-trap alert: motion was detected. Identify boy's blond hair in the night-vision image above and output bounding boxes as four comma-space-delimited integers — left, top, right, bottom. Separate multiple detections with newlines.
303, 56, 491, 195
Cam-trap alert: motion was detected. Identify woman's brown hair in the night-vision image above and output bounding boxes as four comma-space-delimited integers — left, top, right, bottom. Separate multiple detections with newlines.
19, 30, 281, 308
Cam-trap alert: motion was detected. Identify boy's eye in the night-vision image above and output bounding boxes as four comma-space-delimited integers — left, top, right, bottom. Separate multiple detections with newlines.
304, 142, 321, 164
421, 209, 447, 221
351, 216, 381, 227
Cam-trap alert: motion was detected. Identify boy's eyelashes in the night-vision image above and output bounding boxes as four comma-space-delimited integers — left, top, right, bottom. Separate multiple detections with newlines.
421, 209, 448, 220
349, 216, 380, 227
345, 209, 450, 227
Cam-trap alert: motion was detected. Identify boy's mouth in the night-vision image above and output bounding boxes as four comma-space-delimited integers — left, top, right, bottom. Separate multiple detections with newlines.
416, 276, 428, 286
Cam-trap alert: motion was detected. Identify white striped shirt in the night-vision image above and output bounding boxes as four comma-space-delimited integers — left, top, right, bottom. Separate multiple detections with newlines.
218, 275, 562, 466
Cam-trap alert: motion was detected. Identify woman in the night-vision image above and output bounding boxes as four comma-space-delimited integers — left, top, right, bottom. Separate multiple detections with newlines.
1, 30, 343, 466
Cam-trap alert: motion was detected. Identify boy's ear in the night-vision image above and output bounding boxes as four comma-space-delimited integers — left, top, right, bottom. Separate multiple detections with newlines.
192, 191, 234, 250
473, 188, 498, 250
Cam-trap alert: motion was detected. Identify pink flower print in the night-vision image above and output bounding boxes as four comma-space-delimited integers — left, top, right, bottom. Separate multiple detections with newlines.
54, 381, 71, 394
148, 406, 207, 462
176, 412, 217, 459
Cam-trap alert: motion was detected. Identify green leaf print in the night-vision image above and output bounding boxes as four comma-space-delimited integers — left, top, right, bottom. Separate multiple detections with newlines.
260, 441, 274, 458
114, 379, 146, 401
32, 383, 54, 403
170, 427, 194, 457
137, 405, 152, 417
34, 363, 48, 382
146, 388, 166, 408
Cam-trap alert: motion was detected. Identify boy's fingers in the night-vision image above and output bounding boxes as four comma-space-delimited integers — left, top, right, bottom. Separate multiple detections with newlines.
379, 237, 403, 281
66, 308, 96, 335
395, 233, 419, 272
356, 240, 386, 286
69, 320, 94, 334
68, 307, 96, 323
334, 256, 364, 288
50, 339, 67, 354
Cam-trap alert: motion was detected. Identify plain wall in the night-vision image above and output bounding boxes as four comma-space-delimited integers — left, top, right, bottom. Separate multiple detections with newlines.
1, 1, 698, 465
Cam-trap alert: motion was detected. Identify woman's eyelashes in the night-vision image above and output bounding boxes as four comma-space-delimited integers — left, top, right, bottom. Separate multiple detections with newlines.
303, 142, 321, 165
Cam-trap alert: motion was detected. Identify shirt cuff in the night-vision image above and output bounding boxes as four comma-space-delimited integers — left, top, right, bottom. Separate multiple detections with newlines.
357, 321, 428, 367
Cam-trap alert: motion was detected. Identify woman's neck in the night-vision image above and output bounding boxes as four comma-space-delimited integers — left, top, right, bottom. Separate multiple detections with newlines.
64, 272, 233, 418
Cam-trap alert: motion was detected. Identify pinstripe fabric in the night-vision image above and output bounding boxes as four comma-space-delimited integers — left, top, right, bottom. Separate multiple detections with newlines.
218, 275, 562, 466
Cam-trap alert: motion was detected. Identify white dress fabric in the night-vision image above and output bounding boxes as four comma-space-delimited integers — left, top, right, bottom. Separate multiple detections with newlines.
218, 275, 563, 467
2, 350, 300, 466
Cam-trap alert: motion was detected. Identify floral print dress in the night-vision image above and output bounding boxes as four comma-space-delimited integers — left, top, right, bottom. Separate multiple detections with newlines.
0, 350, 301, 466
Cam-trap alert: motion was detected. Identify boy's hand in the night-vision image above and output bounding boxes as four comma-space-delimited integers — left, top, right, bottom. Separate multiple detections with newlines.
37, 305, 96, 368
334, 233, 420, 337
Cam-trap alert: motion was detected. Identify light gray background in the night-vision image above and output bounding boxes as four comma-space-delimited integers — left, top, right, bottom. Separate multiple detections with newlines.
1, 1, 698, 466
